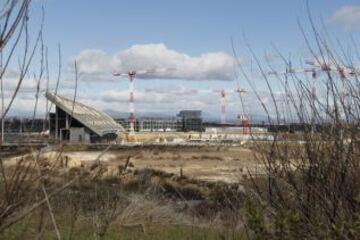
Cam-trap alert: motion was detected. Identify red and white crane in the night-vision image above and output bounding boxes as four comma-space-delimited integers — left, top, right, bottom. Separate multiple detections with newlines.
209, 86, 249, 133
305, 59, 355, 103
305, 59, 360, 79
113, 68, 174, 135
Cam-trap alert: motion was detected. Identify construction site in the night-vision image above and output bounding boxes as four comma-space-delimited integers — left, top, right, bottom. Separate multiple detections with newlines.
1, 1, 360, 239
1, 87, 271, 145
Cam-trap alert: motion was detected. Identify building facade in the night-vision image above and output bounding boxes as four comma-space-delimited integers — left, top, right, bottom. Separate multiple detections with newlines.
177, 110, 203, 132
47, 93, 125, 143
115, 110, 203, 133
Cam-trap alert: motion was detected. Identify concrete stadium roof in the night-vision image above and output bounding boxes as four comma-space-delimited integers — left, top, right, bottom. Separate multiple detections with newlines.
46, 92, 125, 136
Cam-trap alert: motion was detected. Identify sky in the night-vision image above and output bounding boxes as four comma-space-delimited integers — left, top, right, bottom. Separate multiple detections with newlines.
3, 0, 360, 121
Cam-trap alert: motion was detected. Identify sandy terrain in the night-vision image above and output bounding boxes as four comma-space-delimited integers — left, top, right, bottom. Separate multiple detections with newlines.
3, 145, 265, 183
32, 145, 264, 183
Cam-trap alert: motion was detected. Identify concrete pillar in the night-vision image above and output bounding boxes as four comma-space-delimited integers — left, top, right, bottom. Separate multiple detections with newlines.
48, 113, 51, 135
55, 107, 58, 140
65, 113, 69, 129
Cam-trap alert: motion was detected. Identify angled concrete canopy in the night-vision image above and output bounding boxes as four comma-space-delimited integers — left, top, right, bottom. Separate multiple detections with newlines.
46, 92, 124, 137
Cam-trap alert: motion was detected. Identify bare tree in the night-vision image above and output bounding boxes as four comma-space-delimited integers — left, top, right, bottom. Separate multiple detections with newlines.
0, 2, 72, 238
234, 5, 360, 239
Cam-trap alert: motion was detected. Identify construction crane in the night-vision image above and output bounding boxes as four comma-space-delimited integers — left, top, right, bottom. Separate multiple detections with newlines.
305, 60, 360, 80
113, 67, 174, 136
214, 87, 250, 129
142, 86, 248, 128
268, 61, 316, 125
267, 58, 353, 126
305, 59, 358, 103
232, 56, 250, 134
304, 60, 357, 79
198, 87, 250, 128
188, 88, 226, 125
235, 87, 250, 134
206, 89, 228, 126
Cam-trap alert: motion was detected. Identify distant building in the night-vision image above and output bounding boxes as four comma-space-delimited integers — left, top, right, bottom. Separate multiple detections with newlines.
115, 117, 181, 132
115, 111, 203, 133
139, 117, 181, 132
177, 110, 203, 132
46, 92, 125, 143
115, 118, 140, 132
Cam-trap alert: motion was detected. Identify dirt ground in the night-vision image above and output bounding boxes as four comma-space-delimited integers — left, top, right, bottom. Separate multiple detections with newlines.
34, 145, 263, 183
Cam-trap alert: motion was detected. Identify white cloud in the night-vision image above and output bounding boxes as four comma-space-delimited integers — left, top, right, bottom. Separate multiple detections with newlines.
1, 86, 271, 122
100, 89, 169, 104
98, 88, 247, 114
144, 86, 199, 96
100, 89, 191, 105
329, 5, 360, 30
74, 49, 111, 78
74, 43, 236, 81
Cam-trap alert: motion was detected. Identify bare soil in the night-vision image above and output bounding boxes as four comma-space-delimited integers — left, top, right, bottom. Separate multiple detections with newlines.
37, 145, 263, 183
